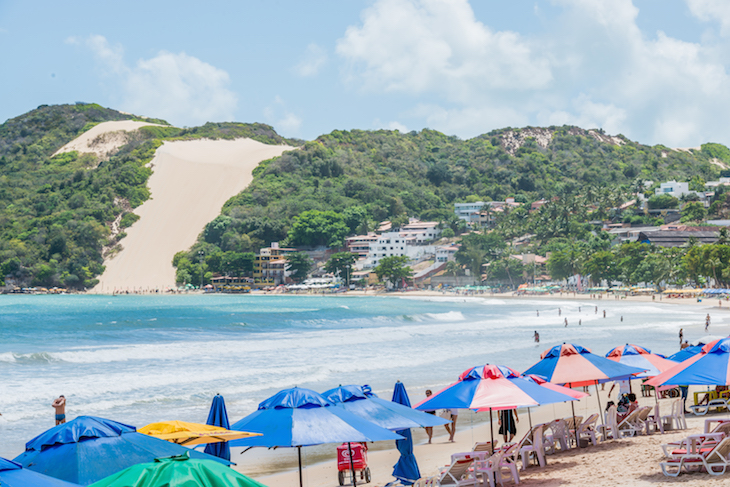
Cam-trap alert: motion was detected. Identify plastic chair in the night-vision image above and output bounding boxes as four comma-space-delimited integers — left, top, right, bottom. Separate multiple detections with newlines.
577, 413, 599, 446
519, 424, 546, 469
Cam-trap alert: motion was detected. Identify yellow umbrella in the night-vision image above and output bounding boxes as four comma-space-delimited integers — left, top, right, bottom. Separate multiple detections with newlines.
138, 421, 260, 446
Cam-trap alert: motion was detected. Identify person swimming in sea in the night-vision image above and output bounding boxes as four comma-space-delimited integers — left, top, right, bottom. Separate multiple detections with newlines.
534, 331, 540, 342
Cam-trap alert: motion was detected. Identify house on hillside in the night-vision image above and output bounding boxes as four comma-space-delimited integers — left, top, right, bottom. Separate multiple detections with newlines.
253, 243, 297, 286
637, 228, 720, 247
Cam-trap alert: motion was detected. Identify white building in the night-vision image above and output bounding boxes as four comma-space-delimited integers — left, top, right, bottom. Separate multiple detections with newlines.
454, 202, 486, 222
655, 181, 691, 198
436, 245, 458, 263
362, 231, 438, 268
399, 221, 441, 242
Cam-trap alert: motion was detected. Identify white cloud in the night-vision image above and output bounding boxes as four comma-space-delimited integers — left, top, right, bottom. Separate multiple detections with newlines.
687, 0, 730, 35
337, 0, 730, 146
294, 43, 328, 77
336, 0, 551, 104
71, 35, 237, 126
387, 121, 408, 132
263, 96, 302, 135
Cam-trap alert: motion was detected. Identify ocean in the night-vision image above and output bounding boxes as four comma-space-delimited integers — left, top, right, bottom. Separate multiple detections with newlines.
0, 293, 722, 461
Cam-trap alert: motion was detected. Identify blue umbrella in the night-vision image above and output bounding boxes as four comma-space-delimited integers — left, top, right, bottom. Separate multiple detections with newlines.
14, 416, 231, 485
204, 394, 231, 461
391, 382, 420, 485
322, 385, 447, 430
230, 387, 403, 487
668, 345, 702, 363
0, 457, 80, 487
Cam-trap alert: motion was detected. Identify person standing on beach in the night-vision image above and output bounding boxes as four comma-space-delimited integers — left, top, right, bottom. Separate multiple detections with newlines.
498, 409, 518, 442
423, 390, 435, 444
706, 314, 711, 331
52, 395, 66, 425
679, 328, 684, 346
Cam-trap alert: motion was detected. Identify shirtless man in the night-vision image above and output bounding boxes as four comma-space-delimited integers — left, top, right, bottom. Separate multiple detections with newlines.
52, 395, 66, 425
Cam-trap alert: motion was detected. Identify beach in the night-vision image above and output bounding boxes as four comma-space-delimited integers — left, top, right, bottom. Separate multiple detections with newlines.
251, 391, 720, 486
1, 293, 727, 485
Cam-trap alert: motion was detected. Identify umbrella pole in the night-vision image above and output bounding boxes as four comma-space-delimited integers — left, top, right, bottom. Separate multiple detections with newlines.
348, 442, 357, 487
489, 408, 495, 454
595, 380, 605, 425
298, 446, 303, 487
528, 407, 533, 430
571, 400, 580, 449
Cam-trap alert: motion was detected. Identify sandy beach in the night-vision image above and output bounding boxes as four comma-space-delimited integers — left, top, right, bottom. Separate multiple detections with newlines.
92, 138, 295, 292
248, 387, 726, 486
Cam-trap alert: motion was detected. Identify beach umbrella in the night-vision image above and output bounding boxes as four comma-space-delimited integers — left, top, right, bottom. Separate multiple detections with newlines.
646, 337, 730, 387
138, 421, 259, 445
667, 345, 702, 363
0, 457, 80, 487
524, 343, 646, 387
523, 343, 646, 430
605, 344, 680, 378
13, 416, 231, 485
522, 374, 589, 429
414, 364, 579, 455
322, 384, 448, 430
204, 394, 232, 461
88, 453, 266, 487
391, 382, 420, 486
229, 387, 403, 487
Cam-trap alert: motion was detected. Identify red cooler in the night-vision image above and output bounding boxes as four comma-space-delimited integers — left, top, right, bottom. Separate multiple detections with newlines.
336, 442, 371, 485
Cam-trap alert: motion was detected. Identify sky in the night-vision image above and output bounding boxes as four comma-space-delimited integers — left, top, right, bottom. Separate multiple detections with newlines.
2, 0, 730, 147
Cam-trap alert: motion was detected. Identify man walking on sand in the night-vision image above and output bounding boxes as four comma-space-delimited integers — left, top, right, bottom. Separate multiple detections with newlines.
52, 395, 66, 425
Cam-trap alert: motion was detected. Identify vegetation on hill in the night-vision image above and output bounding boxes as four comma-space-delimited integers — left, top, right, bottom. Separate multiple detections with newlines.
0, 104, 296, 289
174, 126, 728, 284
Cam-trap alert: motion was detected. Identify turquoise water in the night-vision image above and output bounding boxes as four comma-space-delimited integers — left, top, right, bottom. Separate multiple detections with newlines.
0, 294, 723, 458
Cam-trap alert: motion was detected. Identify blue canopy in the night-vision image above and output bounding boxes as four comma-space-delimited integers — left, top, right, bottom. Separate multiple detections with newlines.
391, 382, 420, 486
204, 394, 231, 461
0, 457, 79, 487
648, 338, 730, 387
668, 345, 703, 363
14, 416, 231, 485
323, 385, 447, 430
229, 387, 403, 448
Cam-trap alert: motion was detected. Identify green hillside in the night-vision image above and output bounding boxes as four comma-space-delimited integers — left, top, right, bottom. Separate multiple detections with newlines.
0, 104, 295, 289
173, 126, 729, 282
2, 104, 729, 289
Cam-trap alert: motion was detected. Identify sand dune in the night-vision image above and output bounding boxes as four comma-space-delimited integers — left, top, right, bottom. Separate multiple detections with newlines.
91, 138, 294, 292
53, 120, 164, 159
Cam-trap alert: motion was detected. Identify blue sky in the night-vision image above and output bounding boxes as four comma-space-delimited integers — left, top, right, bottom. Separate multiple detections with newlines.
2, 0, 730, 147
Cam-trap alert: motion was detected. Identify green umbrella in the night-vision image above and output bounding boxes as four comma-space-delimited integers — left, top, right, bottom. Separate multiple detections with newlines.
89, 453, 268, 487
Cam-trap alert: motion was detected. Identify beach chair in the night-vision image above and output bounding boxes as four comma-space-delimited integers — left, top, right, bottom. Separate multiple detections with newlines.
705, 419, 730, 434
660, 432, 725, 459
545, 419, 569, 451
434, 457, 478, 486
661, 399, 681, 431
634, 406, 652, 435
564, 415, 583, 447
597, 405, 618, 441
690, 398, 730, 416
518, 423, 547, 469
645, 403, 664, 435
616, 408, 641, 437
475, 444, 520, 486
660, 437, 730, 476
577, 413, 599, 446
661, 422, 730, 458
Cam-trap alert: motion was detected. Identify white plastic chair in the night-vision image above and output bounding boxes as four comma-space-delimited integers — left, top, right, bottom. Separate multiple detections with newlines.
597, 405, 618, 441
577, 413, 599, 446
519, 424, 546, 469
546, 419, 569, 451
